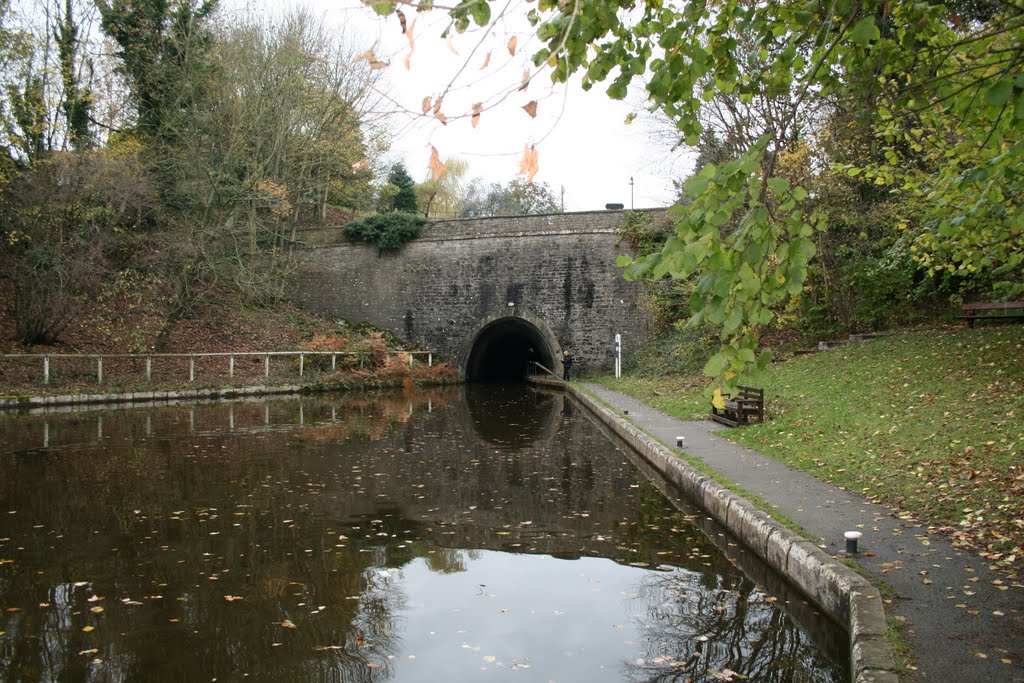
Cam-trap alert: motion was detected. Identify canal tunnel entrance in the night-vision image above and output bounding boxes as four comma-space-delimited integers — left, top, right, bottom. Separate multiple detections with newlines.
465, 317, 557, 382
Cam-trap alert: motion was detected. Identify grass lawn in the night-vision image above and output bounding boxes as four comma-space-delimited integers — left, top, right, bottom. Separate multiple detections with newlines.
595, 324, 1023, 577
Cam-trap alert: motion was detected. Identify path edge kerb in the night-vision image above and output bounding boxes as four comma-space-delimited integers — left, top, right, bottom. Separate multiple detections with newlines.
570, 385, 899, 683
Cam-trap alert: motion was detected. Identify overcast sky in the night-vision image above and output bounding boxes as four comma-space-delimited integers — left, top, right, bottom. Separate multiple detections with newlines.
312, 0, 692, 211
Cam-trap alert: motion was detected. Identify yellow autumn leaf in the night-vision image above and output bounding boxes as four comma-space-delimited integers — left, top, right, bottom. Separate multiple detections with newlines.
519, 69, 531, 91
516, 144, 539, 182
712, 387, 726, 411
82, 625, 95, 633
433, 97, 447, 125
507, 36, 517, 56
428, 146, 447, 181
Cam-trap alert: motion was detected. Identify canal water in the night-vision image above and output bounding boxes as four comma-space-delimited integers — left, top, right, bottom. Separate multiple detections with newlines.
0, 385, 848, 682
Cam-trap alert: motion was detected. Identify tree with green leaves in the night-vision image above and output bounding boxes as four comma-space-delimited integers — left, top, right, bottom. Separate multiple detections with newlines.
55, 0, 93, 149
416, 157, 468, 219
390, 0, 1024, 396
95, 0, 218, 136
463, 177, 560, 217
387, 163, 418, 213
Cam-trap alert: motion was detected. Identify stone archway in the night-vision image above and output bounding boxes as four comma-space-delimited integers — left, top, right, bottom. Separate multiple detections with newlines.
463, 311, 560, 382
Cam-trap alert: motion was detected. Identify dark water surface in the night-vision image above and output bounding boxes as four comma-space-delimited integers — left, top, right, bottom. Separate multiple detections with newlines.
0, 385, 848, 682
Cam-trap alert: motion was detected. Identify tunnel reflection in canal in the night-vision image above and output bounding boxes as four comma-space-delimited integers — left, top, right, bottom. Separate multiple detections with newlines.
464, 383, 560, 447
0, 387, 849, 682
465, 316, 556, 381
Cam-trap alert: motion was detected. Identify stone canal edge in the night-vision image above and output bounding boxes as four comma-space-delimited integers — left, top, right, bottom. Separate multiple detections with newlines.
570, 384, 899, 683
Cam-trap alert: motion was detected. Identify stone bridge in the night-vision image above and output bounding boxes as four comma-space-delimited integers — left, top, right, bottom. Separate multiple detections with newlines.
291, 209, 666, 380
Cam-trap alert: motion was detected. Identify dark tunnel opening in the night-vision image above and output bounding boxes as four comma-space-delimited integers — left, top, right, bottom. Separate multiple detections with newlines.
465, 318, 556, 382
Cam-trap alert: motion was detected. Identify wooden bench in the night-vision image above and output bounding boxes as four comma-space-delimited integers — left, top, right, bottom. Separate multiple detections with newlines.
959, 301, 1024, 327
711, 385, 765, 427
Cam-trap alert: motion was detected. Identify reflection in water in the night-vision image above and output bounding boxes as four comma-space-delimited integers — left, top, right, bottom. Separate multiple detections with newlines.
463, 383, 559, 447
0, 387, 847, 681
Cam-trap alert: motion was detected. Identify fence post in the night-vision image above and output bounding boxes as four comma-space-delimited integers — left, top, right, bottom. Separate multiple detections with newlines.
189, 355, 195, 383
146, 356, 152, 382
229, 354, 235, 378
331, 354, 336, 370
43, 356, 50, 385
265, 354, 270, 379
299, 353, 304, 377
428, 353, 432, 367
409, 353, 413, 367
97, 357, 103, 384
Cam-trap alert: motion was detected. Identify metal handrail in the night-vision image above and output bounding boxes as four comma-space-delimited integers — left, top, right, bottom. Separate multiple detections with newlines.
530, 361, 562, 381
0, 350, 433, 360
1, 350, 436, 386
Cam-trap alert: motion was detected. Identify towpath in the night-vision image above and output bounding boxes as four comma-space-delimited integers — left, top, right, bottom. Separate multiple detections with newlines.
581, 382, 1024, 683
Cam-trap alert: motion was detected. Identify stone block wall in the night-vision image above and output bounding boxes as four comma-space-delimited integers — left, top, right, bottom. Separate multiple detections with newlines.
290, 209, 667, 375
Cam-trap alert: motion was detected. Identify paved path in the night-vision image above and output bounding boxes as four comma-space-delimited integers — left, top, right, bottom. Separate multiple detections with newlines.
581, 383, 1024, 683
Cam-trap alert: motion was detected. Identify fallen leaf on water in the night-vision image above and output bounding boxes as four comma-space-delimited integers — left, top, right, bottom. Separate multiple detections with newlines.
79, 649, 98, 656
281, 619, 296, 629
90, 606, 104, 614
224, 595, 244, 602
82, 626, 94, 632
314, 645, 344, 651
483, 655, 497, 663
